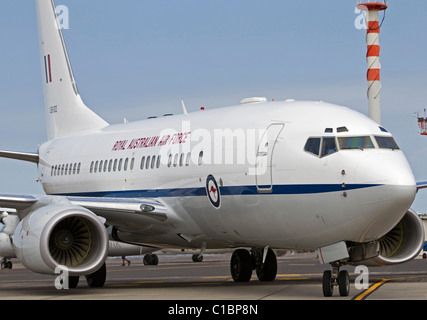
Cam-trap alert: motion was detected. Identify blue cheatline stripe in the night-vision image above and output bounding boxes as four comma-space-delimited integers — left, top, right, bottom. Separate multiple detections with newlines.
54, 184, 382, 198
44, 55, 48, 83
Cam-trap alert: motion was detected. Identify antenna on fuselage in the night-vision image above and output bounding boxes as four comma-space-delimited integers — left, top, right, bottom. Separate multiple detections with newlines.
181, 100, 188, 115
357, 0, 388, 125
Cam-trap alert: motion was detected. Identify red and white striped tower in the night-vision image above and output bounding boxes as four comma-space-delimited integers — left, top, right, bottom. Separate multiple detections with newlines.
357, 1, 388, 124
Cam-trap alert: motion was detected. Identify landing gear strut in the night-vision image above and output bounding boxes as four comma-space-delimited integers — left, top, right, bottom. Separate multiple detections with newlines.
322, 262, 350, 297
230, 248, 277, 282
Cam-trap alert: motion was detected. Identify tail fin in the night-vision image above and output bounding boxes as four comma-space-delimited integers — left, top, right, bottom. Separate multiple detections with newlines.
36, 0, 108, 140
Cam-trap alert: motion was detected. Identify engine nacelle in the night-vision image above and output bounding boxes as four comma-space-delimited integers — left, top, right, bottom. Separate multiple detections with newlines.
348, 208, 425, 266
13, 204, 108, 276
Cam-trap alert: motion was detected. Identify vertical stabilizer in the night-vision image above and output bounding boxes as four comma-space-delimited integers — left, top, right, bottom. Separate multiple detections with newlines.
36, 0, 108, 140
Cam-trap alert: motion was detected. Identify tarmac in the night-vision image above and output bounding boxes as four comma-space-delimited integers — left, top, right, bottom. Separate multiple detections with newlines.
1, 251, 427, 302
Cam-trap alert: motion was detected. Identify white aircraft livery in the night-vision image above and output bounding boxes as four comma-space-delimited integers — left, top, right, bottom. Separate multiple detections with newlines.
0, 0, 425, 297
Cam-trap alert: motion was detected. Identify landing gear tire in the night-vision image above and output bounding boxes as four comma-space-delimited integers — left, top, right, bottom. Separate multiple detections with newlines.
85, 263, 106, 288
230, 249, 252, 282
322, 270, 333, 297
338, 270, 350, 297
256, 249, 277, 281
68, 276, 80, 288
322, 264, 350, 297
192, 254, 203, 263
143, 254, 159, 265
1, 259, 12, 269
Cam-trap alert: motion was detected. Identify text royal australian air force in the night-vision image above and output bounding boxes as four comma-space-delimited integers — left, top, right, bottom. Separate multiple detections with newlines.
108, 121, 270, 170
111, 131, 191, 152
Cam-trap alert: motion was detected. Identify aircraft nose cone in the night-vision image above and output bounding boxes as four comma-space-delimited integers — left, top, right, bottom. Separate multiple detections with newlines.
355, 152, 416, 187
354, 152, 416, 241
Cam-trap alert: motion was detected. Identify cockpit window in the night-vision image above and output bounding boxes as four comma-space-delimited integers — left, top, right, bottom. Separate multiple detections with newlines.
375, 136, 399, 149
304, 137, 337, 157
321, 137, 338, 157
337, 136, 375, 150
304, 138, 321, 156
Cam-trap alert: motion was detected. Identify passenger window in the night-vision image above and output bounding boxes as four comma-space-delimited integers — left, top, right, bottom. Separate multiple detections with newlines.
156, 155, 161, 168
103, 160, 108, 172
113, 159, 117, 171
304, 138, 321, 156
198, 151, 203, 165
73, 163, 77, 174
168, 154, 172, 168
146, 156, 151, 169
77, 163, 81, 174
173, 154, 178, 167
118, 158, 123, 171
179, 153, 184, 167
151, 155, 156, 169
99, 161, 103, 173
140, 156, 145, 170
186, 152, 191, 166
108, 160, 112, 172
130, 157, 135, 170
124, 158, 128, 171
321, 137, 337, 157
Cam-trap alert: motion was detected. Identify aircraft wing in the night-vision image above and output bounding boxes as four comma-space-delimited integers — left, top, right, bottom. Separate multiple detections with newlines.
0, 194, 168, 228
0, 194, 38, 210
67, 196, 168, 222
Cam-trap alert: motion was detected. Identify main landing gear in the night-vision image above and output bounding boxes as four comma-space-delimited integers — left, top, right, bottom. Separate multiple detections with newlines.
67, 262, 107, 289
230, 248, 277, 282
322, 262, 350, 297
1, 258, 12, 269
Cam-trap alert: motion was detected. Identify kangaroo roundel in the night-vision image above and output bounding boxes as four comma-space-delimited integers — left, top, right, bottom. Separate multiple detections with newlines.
206, 175, 221, 208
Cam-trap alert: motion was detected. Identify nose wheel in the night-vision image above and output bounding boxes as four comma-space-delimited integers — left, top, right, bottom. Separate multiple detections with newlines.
322, 263, 350, 297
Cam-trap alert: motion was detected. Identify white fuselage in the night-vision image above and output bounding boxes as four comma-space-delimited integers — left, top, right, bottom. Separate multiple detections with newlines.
38, 100, 417, 250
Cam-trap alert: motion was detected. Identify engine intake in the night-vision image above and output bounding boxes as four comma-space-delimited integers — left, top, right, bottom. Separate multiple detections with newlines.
13, 204, 108, 276
348, 208, 424, 266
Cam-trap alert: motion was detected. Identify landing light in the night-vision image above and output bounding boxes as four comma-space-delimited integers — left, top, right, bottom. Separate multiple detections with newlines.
140, 204, 155, 213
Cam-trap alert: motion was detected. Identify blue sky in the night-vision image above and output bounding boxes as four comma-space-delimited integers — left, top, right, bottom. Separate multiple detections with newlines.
1, 1, 427, 211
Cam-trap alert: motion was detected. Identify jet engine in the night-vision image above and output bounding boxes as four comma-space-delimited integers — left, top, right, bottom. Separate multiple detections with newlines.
12, 204, 108, 276
348, 208, 425, 266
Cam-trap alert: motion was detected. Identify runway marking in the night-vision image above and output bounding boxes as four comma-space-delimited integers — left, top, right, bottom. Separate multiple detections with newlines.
353, 279, 390, 300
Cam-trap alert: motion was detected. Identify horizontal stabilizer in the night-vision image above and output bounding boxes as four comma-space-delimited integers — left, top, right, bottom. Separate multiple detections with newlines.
416, 181, 427, 190
0, 150, 39, 164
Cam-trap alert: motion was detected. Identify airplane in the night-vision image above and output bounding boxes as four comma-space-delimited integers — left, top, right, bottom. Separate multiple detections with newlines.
0, 0, 425, 296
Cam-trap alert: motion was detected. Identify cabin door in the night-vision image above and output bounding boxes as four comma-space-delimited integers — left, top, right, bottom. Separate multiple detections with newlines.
255, 123, 284, 193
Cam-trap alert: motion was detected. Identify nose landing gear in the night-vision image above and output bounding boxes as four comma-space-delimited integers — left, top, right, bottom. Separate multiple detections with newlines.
322, 262, 350, 297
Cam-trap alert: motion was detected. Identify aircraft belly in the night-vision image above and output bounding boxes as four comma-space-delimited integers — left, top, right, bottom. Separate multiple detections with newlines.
167, 191, 369, 250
